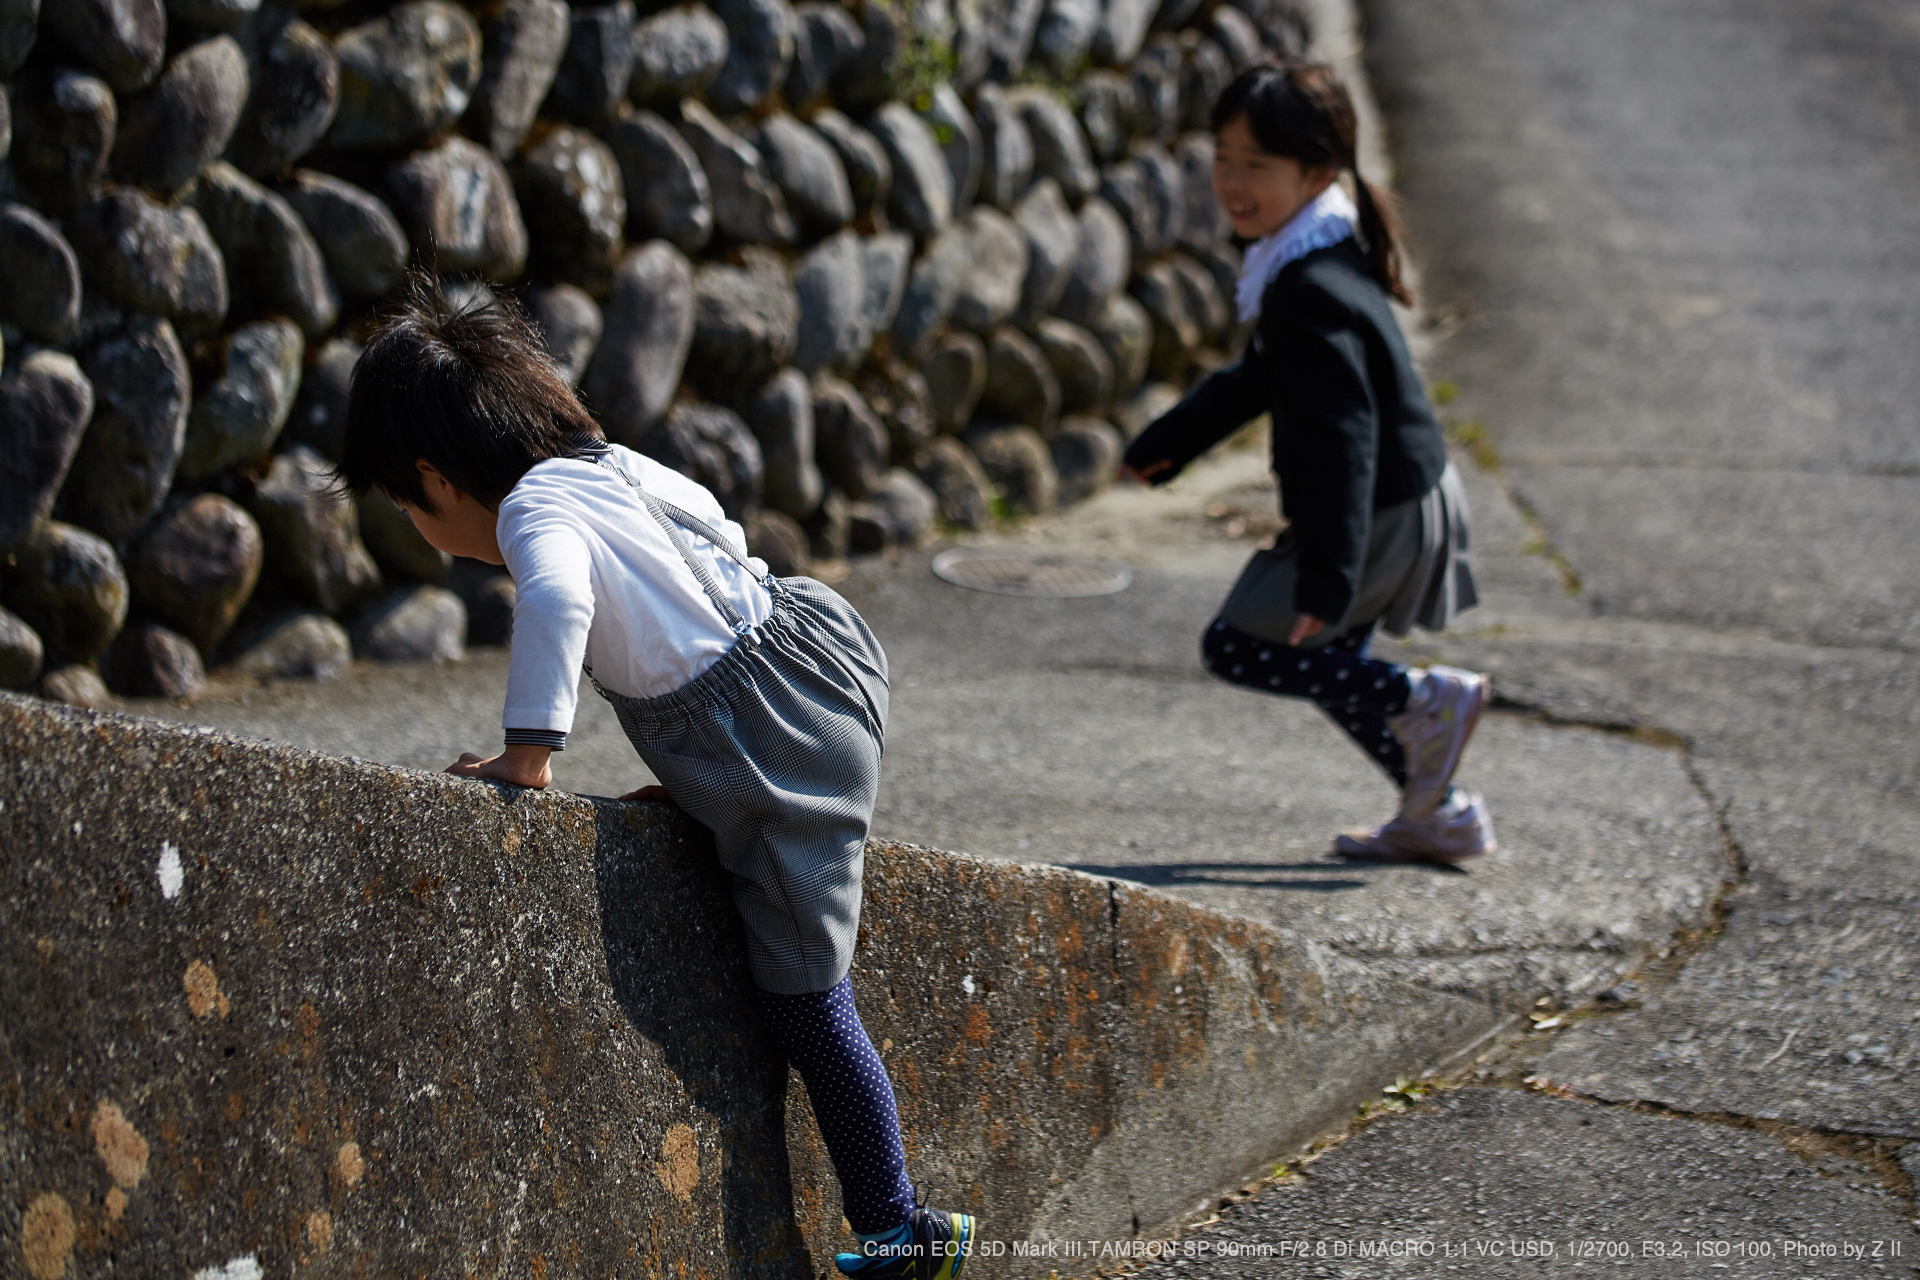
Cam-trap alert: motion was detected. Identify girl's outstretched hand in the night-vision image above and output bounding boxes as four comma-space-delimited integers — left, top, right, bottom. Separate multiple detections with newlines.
620, 784, 674, 803
446, 746, 552, 789
1289, 614, 1327, 646
1119, 459, 1172, 486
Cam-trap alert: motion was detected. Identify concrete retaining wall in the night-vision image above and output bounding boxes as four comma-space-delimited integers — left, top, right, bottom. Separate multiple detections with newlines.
1, 694, 1488, 1278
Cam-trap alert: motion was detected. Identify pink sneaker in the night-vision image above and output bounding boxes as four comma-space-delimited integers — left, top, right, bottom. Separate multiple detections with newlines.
1334, 791, 1497, 864
1389, 665, 1490, 816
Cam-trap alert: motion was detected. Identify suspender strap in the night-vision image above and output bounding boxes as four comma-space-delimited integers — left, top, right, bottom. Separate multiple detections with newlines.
594, 453, 769, 644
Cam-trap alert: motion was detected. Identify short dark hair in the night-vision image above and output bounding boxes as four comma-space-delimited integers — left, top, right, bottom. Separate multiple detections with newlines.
337, 273, 601, 511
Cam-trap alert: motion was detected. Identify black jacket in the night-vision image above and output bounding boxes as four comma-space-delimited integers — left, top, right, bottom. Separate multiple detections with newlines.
1124, 239, 1448, 625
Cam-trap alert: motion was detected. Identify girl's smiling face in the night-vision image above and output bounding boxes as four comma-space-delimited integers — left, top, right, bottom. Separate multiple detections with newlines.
1212, 114, 1337, 240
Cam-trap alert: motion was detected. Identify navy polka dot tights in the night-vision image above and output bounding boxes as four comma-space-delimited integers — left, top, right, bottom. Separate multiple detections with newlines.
1201, 618, 1414, 785
756, 976, 915, 1235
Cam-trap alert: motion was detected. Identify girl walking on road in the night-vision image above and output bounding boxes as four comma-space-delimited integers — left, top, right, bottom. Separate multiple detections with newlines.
1122, 61, 1495, 863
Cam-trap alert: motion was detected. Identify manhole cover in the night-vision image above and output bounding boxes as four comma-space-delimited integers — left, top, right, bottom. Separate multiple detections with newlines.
930, 548, 1133, 598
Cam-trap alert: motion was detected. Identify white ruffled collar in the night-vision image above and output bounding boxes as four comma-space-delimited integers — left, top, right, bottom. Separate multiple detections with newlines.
1234, 182, 1359, 322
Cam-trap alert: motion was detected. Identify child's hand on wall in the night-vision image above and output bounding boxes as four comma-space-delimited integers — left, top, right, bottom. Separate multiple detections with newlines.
445, 746, 552, 789
619, 785, 674, 803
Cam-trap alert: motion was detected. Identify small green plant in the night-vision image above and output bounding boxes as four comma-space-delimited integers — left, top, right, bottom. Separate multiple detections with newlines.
1429, 377, 1459, 406
1444, 418, 1501, 473
890, 27, 959, 111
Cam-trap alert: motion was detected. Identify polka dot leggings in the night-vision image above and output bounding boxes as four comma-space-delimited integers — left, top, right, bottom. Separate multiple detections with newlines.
1201, 617, 1414, 785
756, 976, 915, 1235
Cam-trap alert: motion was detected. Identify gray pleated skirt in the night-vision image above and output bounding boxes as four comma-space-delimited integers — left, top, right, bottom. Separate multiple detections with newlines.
592, 575, 889, 995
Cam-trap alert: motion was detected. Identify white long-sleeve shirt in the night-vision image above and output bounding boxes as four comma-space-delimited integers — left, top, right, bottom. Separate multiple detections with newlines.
496, 444, 772, 746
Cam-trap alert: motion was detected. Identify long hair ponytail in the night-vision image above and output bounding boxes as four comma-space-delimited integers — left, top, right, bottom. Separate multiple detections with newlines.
1211, 61, 1413, 306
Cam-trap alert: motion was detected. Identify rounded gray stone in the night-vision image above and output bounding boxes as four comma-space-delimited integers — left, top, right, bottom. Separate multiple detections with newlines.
859, 231, 914, 339
38, 664, 113, 708
526, 284, 604, 387
466, 0, 568, 158
1050, 414, 1121, 505
452, 570, 515, 647
1034, 316, 1113, 414
828, 0, 902, 116
754, 112, 853, 240
889, 224, 971, 358
582, 240, 696, 446
966, 423, 1056, 513
848, 468, 936, 551
687, 250, 799, 406
283, 336, 360, 460
1174, 130, 1230, 252
607, 110, 714, 254
1008, 86, 1097, 204
1032, 0, 1097, 73
855, 356, 934, 465
223, 13, 338, 178
352, 585, 466, 664
189, 160, 338, 336
1168, 251, 1229, 345
43, 0, 166, 93
3, 521, 129, 663
801, 488, 850, 560
871, 101, 952, 240
229, 611, 350, 679
111, 35, 249, 194
1012, 177, 1080, 322
1099, 142, 1183, 257
916, 435, 994, 529
950, 206, 1029, 332
811, 374, 889, 500
924, 81, 982, 215
705, 0, 795, 115
1128, 34, 1181, 143
1092, 0, 1154, 66
177, 318, 305, 481
921, 331, 987, 433
743, 508, 810, 577
629, 4, 729, 105
330, 0, 482, 151
545, 1, 636, 129
785, 2, 861, 108
744, 368, 823, 520
674, 99, 793, 246
0, 351, 95, 551
979, 325, 1060, 433
515, 125, 627, 291
1206, 5, 1262, 72
640, 400, 764, 519
385, 135, 529, 280
105, 621, 206, 697
1129, 257, 1201, 381
1053, 195, 1130, 326
59, 316, 190, 544
972, 83, 1034, 210
1180, 33, 1232, 132
65, 187, 229, 337
0, 204, 82, 343
124, 492, 263, 652
0, 606, 45, 692
169, 0, 256, 27
810, 107, 890, 218
280, 170, 408, 302
793, 230, 869, 375
1091, 291, 1153, 395
0, 0, 38, 79
9, 72, 116, 214
248, 446, 381, 615
357, 489, 451, 583
1078, 69, 1136, 162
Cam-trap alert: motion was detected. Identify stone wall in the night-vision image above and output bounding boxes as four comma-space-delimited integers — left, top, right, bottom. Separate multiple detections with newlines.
1, 693, 1490, 1279
0, 0, 1302, 707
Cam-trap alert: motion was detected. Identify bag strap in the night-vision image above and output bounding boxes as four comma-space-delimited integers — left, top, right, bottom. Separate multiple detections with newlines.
590, 449, 767, 646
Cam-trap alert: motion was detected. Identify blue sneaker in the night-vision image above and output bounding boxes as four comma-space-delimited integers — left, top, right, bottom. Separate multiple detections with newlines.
834, 1204, 977, 1279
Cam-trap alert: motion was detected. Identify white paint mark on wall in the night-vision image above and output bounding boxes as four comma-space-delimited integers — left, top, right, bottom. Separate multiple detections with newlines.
158, 842, 184, 900
191, 1256, 263, 1280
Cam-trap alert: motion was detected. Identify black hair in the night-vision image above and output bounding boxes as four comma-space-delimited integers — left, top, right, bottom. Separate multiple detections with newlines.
336, 273, 601, 512
1211, 61, 1413, 306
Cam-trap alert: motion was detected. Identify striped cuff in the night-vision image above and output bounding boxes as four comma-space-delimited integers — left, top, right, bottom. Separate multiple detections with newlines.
503, 728, 567, 751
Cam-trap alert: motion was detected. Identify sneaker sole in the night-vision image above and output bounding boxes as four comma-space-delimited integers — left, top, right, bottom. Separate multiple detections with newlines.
1332, 829, 1497, 864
